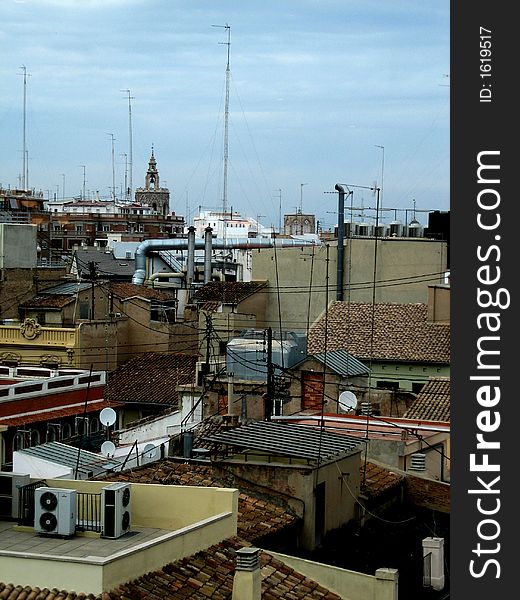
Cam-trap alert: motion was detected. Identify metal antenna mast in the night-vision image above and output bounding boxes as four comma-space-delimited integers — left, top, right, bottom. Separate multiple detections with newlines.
107, 133, 116, 200
121, 89, 134, 201
20, 65, 29, 190
213, 24, 231, 215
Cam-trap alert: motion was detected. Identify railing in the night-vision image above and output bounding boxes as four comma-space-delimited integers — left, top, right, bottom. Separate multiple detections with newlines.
18, 481, 102, 533
18, 480, 48, 526
76, 492, 102, 533
423, 551, 432, 587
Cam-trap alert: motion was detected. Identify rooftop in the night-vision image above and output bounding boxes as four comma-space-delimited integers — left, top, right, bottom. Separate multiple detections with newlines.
106, 352, 197, 407
403, 376, 450, 422
192, 281, 267, 305
308, 302, 450, 364
203, 420, 364, 463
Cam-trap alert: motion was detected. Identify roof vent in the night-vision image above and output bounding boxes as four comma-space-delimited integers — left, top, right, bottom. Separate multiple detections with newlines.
360, 402, 372, 416
410, 453, 427, 471
236, 546, 261, 571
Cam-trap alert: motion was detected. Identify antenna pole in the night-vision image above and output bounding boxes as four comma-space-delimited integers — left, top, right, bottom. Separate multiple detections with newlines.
107, 133, 116, 201
79, 165, 86, 200
122, 89, 134, 201
213, 24, 231, 215
20, 65, 28, 190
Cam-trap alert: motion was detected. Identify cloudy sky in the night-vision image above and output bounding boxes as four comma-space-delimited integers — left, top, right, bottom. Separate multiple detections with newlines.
1, 0, 449, 230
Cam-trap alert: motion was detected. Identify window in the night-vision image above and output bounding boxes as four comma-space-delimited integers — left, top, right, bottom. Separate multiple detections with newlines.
376, 380, 399, 391
412, 382, 425, 394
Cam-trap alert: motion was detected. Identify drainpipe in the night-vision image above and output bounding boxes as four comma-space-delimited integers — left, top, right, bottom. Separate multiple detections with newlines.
232, 547, 262, 600
187, 226, 196, 289
204, 226, 213, 283
334, 183, 345, 301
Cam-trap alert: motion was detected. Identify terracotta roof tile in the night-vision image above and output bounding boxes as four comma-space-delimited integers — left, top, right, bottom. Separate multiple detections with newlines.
19, 294, 75, 309
109, 282, 174, 302
362, 462, 405, 498
403, 376, 450, 422
308, 302, 450, 363
192, 281, 266, 305
102, 537, 342, 599
106, 352, 197, 406
103, 459, 298, 543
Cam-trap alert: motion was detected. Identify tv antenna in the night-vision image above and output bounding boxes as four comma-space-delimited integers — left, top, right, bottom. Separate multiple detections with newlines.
212, 23, 231, 215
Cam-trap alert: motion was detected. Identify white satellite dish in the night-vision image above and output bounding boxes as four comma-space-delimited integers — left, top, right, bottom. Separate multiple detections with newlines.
143, 443, 157, 459
339, 391, 358, 412
99, 407, 117, 427
101, 440, 116, 457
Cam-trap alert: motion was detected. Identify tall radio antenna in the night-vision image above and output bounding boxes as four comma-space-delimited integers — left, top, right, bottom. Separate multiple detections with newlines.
212, 23, 231, 215
121, 89, 134, 201
20, 65, 30, 190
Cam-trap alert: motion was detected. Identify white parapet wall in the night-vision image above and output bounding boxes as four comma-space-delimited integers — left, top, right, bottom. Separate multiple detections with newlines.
268, 551, 398, 600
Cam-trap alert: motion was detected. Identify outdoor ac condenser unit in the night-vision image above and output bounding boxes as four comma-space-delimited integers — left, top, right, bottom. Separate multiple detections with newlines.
34, 487, 77, 536
101, 482, 131, 539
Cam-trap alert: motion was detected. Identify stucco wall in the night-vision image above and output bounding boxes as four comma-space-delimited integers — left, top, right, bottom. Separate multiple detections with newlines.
252, 238, 448, 331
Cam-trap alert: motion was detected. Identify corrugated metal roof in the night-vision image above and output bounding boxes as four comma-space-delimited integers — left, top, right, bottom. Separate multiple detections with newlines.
312, 350, 370, 377
18, 441, 122, 476
203, 420, 363, 462
41, 281, 92, 295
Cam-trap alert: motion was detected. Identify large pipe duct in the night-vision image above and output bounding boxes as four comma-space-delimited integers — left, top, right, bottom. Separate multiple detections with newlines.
187, 226, 196, 287
204, 226, 213, 284
132, 236, 318, 285
335, 183, 345, 301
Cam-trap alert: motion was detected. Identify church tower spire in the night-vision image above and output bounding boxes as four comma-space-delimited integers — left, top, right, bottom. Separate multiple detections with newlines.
134, 146, 170, 216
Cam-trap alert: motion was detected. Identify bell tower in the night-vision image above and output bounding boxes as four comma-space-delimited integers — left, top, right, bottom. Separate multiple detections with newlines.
134, 147, 170, 216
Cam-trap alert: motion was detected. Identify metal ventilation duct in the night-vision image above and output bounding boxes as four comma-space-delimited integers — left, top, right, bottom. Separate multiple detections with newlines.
132, 236, 318, 284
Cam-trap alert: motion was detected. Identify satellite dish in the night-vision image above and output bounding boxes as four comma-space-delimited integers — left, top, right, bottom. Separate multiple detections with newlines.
143, 443, 157, 459
101, 440, 116, 457
339, 391, 358, 412
100, 407, 117, 427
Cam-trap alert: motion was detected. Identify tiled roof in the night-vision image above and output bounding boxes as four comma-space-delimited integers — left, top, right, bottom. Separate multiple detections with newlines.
109, 282, 174, 302
104, 537, 342, 599
0, 538, 343, 599
106, 352, 197, 406
192, 281, 267, 305
19, 294, 75, 309
308, 302, 450, 363
362, 462, 405, 498
104, 460, 299, 543
403, 376, 451, 422
0, 584, 98, 600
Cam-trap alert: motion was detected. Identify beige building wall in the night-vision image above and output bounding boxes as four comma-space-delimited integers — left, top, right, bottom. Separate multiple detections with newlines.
271, 553, 399, 600
216, 451, 361, 549
252, 238, 448, 331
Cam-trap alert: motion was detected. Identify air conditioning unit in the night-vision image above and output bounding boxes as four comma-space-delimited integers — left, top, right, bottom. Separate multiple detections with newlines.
34, 487, 77, 537
101, 482, 131, 539
0, 471, 31, 519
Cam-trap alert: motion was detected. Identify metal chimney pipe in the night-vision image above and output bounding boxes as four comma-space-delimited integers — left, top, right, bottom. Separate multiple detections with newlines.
335, 183, 345, 301
187, 226, 196, 288
204, 226, 213, 283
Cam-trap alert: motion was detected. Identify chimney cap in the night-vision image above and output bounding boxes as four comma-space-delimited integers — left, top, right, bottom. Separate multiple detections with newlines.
235, 546, 261, 571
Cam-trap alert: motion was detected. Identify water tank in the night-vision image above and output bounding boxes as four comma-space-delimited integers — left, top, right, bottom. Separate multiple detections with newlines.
226, 330, 306, 381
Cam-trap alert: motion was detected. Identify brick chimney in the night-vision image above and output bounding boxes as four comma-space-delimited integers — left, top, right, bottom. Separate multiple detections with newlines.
232, 547, 261, 600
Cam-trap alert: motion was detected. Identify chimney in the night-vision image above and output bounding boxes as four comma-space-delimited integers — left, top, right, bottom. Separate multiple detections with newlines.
232, 547, 261, 600
204, 226, 213, 283
187, 225, 196, 289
